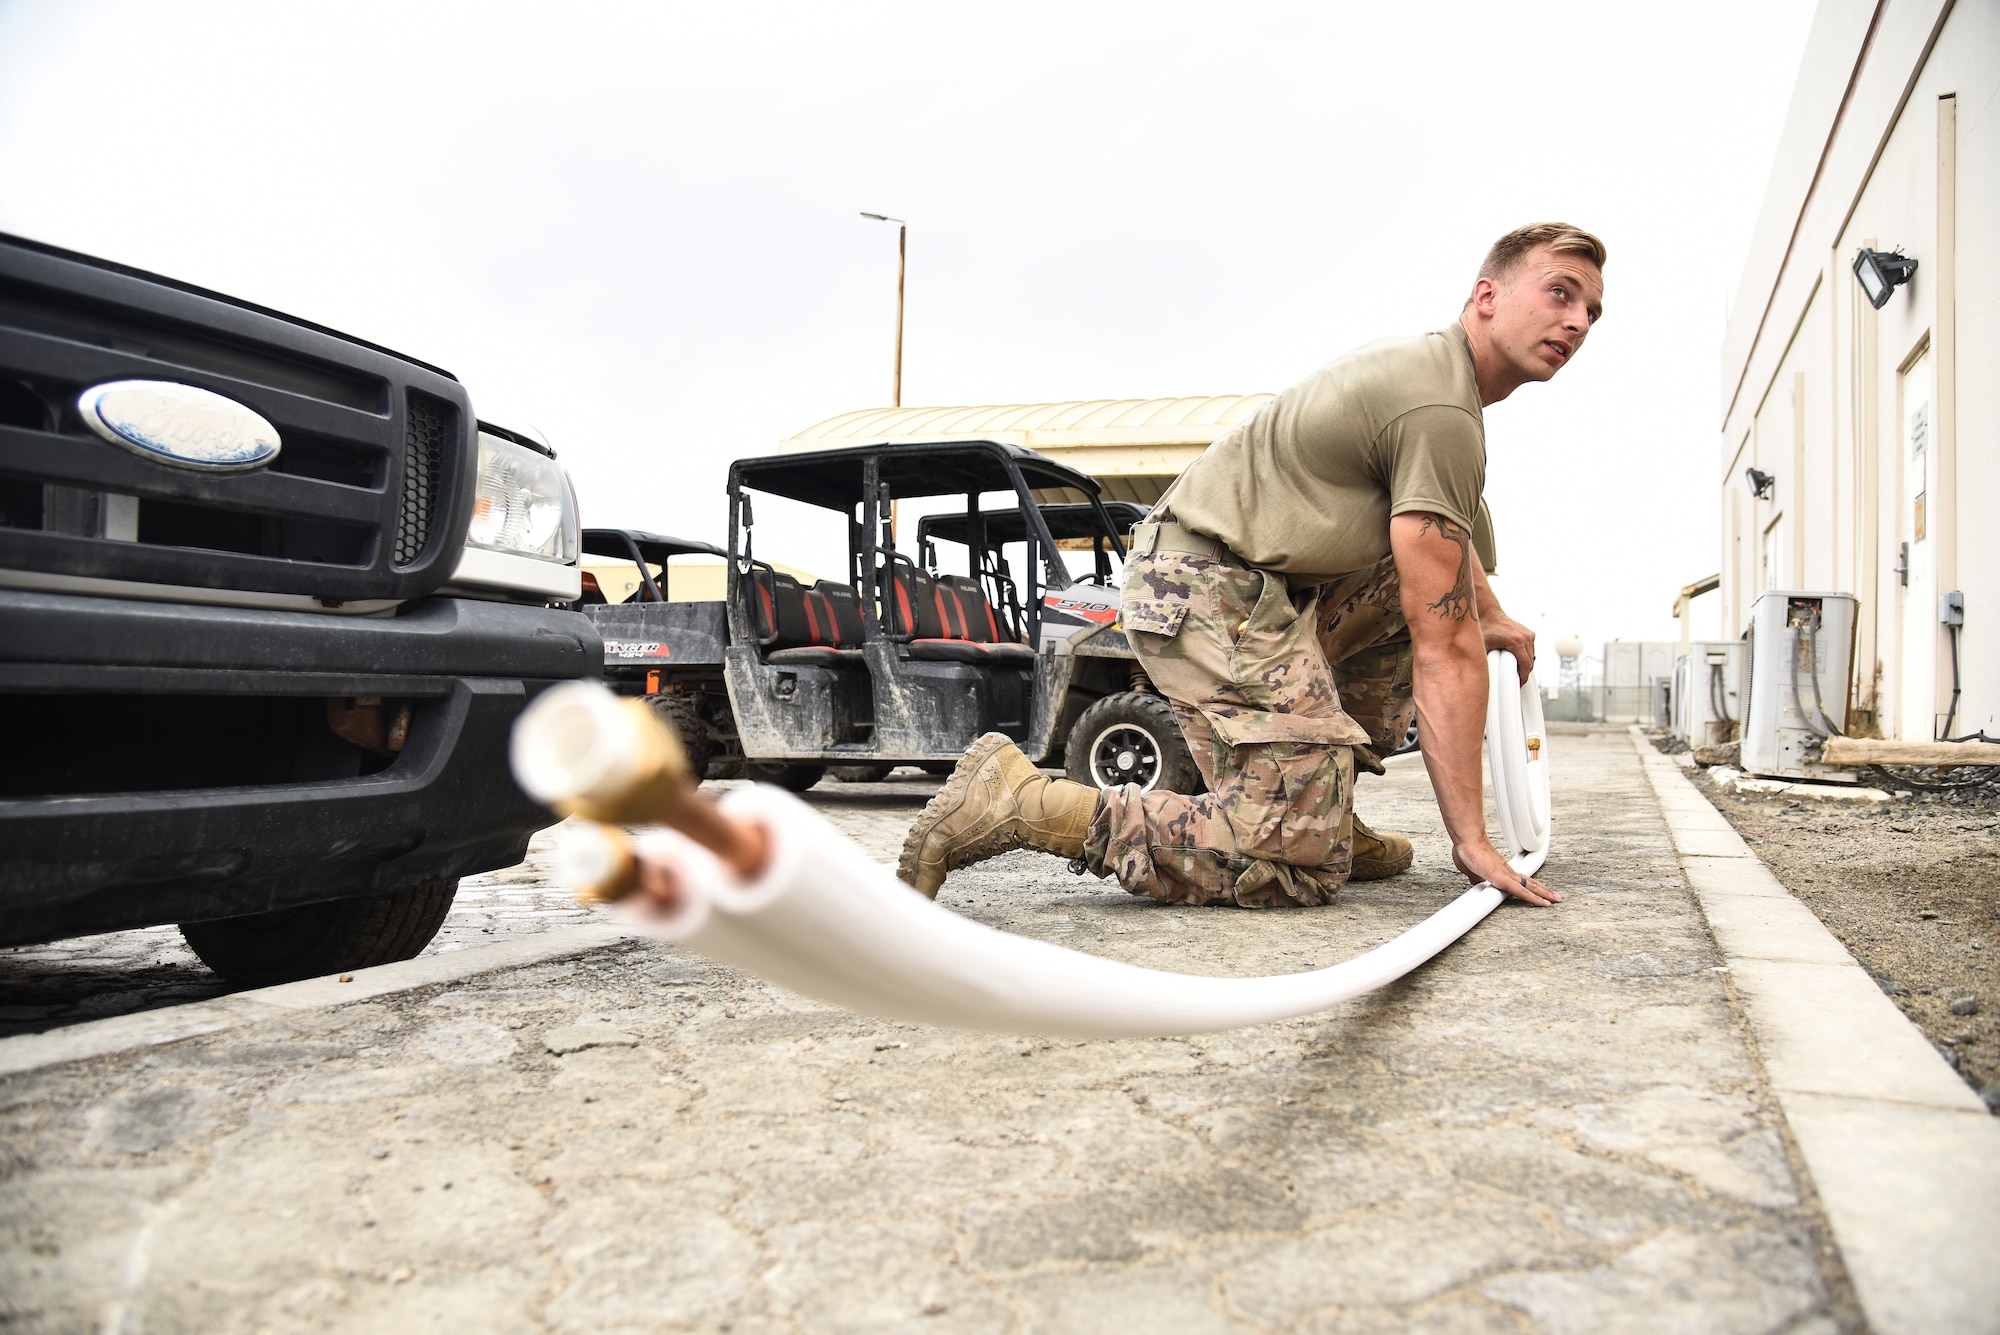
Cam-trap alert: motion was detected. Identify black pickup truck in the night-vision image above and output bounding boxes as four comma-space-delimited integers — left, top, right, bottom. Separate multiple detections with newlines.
0, 233, 601, 984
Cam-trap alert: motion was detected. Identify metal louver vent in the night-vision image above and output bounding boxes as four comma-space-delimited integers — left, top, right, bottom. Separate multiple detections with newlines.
396, 392, 451, 566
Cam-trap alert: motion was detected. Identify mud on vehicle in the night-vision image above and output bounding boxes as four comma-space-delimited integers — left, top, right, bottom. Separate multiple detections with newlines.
584, 440, 1203, 794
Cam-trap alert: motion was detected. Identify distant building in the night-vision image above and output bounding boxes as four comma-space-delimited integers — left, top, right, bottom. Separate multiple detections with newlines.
780, 396, 1274, 506
1719, 0, 1994, 741
1601, 642, 1680, 726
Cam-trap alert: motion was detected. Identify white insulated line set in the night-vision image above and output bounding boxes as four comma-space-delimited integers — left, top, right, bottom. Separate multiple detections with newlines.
509, 649, 1551, 1038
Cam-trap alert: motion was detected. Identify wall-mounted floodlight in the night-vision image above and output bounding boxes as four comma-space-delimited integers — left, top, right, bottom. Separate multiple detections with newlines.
1745, 468, 1775, 499
1852, 248, 1917, 310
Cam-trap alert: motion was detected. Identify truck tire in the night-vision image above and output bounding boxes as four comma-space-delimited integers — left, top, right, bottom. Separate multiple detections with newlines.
1065, 692, 1202, 795
646, 693, 711, 778
179, 878, 458, 986
829, 762, 896, 783
917, 760, 958, 776
744, 762, 827, 792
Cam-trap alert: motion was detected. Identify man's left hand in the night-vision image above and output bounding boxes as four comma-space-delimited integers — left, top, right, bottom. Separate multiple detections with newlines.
1481, 614, 1536, 682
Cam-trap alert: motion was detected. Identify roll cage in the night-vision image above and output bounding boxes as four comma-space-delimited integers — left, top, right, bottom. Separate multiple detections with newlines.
725, 440, 1128, 652
580, 528, 726, 603
918, 500, 1148, 593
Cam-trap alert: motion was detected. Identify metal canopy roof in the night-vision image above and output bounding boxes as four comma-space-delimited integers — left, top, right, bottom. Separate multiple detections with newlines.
731, 440, 1101, 511
780, 396, 1272, 505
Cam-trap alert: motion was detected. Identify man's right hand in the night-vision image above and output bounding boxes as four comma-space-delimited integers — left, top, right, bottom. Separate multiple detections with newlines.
1453, 839, 1560, 906
1391, 509, 1560, 910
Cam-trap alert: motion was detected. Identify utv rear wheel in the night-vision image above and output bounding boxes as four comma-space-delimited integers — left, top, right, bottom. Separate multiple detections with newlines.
744, 762, 827, 792
829, 762, 896, 783
179, 878, 458, 986
1065, 691, 1202, 795
645, 693, 712, 778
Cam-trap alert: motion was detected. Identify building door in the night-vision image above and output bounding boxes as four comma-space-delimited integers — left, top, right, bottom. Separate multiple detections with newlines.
1898, 349, 1935, 740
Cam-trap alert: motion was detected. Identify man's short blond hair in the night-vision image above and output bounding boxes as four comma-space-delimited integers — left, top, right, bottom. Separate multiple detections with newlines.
1476, 222, 1607, 284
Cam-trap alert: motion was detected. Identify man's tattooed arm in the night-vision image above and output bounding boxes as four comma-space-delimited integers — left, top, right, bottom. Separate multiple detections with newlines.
1417, 515, 1476, 621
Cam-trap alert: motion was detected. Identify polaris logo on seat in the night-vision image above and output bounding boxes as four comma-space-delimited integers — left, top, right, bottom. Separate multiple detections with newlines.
77, 380, 282, 472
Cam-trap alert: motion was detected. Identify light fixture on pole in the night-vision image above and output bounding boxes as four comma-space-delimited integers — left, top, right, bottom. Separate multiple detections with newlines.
860, 213, 906, 407
1852, 248, 1917, 310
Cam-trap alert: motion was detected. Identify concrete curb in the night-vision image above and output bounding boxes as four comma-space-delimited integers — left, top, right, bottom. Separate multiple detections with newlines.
1631, 729, 2000, 1335
0, 922, 638, 1080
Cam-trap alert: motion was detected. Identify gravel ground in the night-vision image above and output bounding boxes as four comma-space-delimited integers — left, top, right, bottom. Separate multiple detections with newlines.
1677, 755, 2000, 1111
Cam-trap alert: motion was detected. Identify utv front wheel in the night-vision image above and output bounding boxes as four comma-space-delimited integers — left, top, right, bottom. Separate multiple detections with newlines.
179, 878, 458, 986
1065, 692, 1202, 795
744, 762, 827, 792
829, 762, 897, 783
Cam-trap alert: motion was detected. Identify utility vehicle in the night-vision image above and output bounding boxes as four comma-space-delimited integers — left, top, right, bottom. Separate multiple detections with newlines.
585, 440, 1203, 794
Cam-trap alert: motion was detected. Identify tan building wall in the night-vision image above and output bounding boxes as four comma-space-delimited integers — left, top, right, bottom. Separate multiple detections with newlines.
1720, 0, 1994, 740
581, 557, 822, 604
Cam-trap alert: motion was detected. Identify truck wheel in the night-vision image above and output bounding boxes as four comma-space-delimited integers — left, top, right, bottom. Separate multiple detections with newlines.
179, 878, 458, 986
1065, 692, 1202, 795
917, 760, 958, 776
645, 693, 711, 778
829, 762, 896, 783
744, 762, 827, 792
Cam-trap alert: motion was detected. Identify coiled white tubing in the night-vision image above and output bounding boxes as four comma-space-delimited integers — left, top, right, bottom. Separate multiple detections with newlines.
560, 652, 1552, 1038
1486, 649, 1551, 862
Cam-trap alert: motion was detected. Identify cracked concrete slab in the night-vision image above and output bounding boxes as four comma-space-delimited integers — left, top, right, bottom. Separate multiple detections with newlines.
0, 731, 1862, 1332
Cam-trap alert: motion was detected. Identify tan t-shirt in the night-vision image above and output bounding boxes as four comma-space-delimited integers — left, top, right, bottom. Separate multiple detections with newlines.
1157, 324, 1485, 586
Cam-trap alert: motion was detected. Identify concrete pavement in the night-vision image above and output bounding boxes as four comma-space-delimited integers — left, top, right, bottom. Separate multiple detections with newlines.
0, 730, 1870, 1333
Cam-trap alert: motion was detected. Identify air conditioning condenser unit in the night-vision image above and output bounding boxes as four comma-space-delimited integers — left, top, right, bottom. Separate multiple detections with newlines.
1741, 590, 1858, 781
1671, 642, 1746, 748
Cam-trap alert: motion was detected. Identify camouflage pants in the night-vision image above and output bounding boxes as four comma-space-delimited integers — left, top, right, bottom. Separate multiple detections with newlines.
1083, 545, 1416, 907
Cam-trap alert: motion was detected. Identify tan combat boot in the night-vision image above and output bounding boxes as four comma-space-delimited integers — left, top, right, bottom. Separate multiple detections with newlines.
898, 733, 1103, 899
1349, 813, 1413, 880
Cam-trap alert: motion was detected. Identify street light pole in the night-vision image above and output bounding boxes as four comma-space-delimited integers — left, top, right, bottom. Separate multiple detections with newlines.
860, 213, 906, 406
894, 221, 905, 407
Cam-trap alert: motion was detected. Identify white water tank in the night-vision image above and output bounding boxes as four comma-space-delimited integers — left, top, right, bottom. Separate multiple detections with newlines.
1741, 590, 1859, 780
1672, 642, 1746, 748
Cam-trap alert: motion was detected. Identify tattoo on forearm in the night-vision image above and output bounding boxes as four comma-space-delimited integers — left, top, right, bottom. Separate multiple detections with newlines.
1418, 515, 1476, 621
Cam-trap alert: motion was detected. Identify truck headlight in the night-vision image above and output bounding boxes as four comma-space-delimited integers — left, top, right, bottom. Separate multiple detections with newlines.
468, 433, 578, 563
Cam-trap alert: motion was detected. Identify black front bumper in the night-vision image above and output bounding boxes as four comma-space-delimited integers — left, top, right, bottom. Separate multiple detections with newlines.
0, 590, 602, 947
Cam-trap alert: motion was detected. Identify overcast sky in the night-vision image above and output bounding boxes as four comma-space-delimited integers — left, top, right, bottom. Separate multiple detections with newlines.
0, 0, 1818, 665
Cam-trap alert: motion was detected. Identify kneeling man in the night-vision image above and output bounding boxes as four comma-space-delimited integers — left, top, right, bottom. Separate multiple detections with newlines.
900, 222, 1603, 909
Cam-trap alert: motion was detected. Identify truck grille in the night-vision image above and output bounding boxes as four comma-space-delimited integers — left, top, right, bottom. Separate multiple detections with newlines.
0, 236, 473, 603
396, 392, 449, 567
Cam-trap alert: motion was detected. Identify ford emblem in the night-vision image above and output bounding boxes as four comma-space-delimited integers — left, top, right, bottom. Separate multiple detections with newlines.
76, 380, 282, 472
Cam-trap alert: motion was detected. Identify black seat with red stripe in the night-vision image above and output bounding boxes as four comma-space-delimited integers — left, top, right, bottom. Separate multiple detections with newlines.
882, 558, 1035, 665
744, 567, 864, 666
937, 575, 1036, 664
810, 580, 866, 650
881, 557, 942, 640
